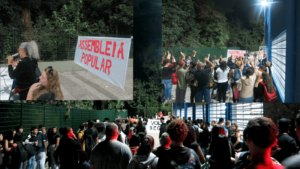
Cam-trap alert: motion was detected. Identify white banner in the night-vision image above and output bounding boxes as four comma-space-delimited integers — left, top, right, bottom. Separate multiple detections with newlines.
226, 50, 247, 59
74, 36, 132, 90
146, 119, 162, 133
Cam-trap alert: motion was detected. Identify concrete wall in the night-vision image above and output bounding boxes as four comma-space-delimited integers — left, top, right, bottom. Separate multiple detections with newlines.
38, 58, 133, 72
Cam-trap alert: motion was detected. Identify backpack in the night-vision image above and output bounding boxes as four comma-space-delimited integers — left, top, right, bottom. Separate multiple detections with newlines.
170, 149, 196, 169
85, 134, 95, 152
133, 155, 157, 169
260, 81, 277, 102
172, 69, 178, 85
233, 69, 241, 82
16, 142, 28, 162
185, 70, 195, 85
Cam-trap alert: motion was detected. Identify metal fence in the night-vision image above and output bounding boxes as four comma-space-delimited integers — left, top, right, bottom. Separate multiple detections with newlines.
0, 102, 128, 137
0, 27, 133, 62
162, 47, 240, 61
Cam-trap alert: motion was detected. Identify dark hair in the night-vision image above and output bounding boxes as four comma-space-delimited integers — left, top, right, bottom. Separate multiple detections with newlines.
13, 133, 22, 143
16, 126, 23, 132
244, 67, 254, 78
6, 130, 15, 141
136, 135, 154, 155
192, 120, 198, 125
183, 126, 197, 146
259, 65, 267, 72
59, 127, 70, 136
79, 124, 85, 130
93, 119, 97, 122
243, 117, 277, 148
218, 118, 224, 124
163, 59, 171, 66
138, 119, 144, 128
39, 124, 45, 129
160, 117, 164, 121
167, 120, 188, 142
262, 72, 276, 93
278, 118, 290, 133
188, 117, 191, 120
103, 118, 110, 122
129, 134, 140, 147
220, 61, 227, 72
88, 121, 94, 128
30, 126, 38, 131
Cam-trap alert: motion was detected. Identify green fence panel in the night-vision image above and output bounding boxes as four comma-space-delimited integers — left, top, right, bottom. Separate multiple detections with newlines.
45, 106, 60, 131
116, 110, 128, 118
22, 104, 45, 135
58, 107, 70, 129
0, 103, 21, 136
71, 109, 83, 131
81, 110, 90, 123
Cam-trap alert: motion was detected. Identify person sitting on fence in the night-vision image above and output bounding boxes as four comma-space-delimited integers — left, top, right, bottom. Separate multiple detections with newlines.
26, 66, 63, 100
7, 41, 40, 100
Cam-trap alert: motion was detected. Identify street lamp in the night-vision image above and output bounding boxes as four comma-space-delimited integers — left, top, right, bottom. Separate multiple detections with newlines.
261, 0, 269, 7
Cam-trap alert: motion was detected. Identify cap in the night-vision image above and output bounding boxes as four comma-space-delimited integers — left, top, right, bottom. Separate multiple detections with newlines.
235, 62, 241, 68
179, 61, 184, 66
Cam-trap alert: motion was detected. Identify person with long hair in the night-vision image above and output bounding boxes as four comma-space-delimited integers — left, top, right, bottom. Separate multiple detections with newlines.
26, 66, 63, 100
135, 119, 146, 134
3, 130, 16, 169
54, 127, 81, 169
129, 134, 140, 155
128, 135, 158, 169
257, 72, 277, 102
9, 134, 25, 169
229, 62, 243, 102
208, 125, 235, 169
237, 58, 257, 102
231, 123, 241, 150
199, 122, 210, 156
215, 61, 230, 102
48, 127, 60, 169
183, 126, 206, 164
254, 65, 267, 101
7, 41, 40, 100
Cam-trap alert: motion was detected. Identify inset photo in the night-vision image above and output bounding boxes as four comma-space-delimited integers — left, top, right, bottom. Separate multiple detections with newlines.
0, 0, 133, 100
161, 0, 300, 103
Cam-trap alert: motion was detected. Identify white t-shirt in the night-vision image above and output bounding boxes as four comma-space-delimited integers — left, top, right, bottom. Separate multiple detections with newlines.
216, 67, 230, 83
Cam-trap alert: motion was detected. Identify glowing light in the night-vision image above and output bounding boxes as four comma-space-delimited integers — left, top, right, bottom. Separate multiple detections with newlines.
261, 0, 269, 6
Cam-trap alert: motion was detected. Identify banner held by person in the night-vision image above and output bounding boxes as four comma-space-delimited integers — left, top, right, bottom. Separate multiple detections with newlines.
226, 49, 247, 59
74, 36, 132, 90
146, 119, 161, 133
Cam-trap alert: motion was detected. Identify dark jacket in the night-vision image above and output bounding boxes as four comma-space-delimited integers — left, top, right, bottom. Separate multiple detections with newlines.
159, 123, 167, 138
8, 57, 37, 89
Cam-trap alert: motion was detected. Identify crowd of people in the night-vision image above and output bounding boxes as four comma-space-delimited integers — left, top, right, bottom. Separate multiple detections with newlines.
5, 41, 63, 100
1, 113, 299, 169
161, 50, 276, 103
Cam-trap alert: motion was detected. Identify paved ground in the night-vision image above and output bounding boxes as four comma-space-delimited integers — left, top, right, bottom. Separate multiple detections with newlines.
59, 67, 133, 100
170, 84, 234, 103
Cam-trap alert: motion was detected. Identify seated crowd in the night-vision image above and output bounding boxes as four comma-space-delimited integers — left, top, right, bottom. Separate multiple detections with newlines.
161, 50, 276, 103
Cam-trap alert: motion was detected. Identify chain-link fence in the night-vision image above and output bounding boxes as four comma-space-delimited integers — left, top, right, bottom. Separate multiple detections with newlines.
0, 102, 128, 137
0, 27, 133, 62
163, 47, 240, 61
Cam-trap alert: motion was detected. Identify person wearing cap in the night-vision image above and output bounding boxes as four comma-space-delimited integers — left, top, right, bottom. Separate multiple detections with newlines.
281, 113, 300, 169
272, 118, 297, 163
194, 57, 215, 102
175, 60, 189, 103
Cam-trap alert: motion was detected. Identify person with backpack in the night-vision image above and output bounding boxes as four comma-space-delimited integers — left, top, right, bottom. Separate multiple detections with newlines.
257, 72, 277, 102
183, 126, 206, 164
83, 121, 98, 160
128, 135, 158, 169
157, 120, 202, 169
9, 134, 27, 169
24, 126, 39, 169
89, 123, 132, 169
194, 58, 215, 103
161, 51, 176, 103
36, 124, 47, 169
229, 62, 243, 102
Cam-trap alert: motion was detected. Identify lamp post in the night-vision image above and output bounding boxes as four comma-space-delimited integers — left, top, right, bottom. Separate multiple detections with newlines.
261, 0, 272, 62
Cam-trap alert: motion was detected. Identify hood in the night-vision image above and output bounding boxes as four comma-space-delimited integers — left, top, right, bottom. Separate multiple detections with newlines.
135, 152, 156, 165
